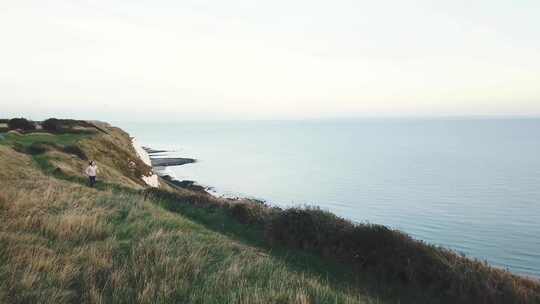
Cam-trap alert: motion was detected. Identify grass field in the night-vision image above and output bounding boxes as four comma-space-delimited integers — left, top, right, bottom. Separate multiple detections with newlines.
0, 127, 383, 303
0, 145, 386, 303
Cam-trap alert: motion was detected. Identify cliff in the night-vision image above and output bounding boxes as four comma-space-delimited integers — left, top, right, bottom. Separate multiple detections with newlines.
0, 119, 538, 304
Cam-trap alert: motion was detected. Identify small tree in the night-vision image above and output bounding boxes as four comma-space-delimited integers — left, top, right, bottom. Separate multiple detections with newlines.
8, 118, 35, 131
41, 118, 64, 133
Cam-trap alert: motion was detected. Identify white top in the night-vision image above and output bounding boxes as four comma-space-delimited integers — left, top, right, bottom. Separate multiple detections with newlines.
85, 165, 98, 177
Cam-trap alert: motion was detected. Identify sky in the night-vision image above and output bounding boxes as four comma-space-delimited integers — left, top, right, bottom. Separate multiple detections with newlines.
1, 0, 539, 121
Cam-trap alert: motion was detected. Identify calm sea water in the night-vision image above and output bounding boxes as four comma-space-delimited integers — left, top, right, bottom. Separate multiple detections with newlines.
122, 118, 540, 277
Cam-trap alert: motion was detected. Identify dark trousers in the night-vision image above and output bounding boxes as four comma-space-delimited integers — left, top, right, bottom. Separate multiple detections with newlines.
89, 176, 96, 187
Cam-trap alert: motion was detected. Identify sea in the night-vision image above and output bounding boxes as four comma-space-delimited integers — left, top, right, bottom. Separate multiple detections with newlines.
122, 118, 540, 278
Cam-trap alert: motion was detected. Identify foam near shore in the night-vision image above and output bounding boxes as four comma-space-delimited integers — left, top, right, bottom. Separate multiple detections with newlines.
132, 138, 159, 187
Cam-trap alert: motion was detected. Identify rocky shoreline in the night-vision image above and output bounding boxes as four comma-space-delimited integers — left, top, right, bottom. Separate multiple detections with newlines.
143, 146, 196, 167
142, 146, 208, 193
142, 146, 266, 201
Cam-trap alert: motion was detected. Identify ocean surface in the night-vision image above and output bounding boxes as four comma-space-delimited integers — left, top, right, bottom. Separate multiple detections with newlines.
122, 118, 540, 277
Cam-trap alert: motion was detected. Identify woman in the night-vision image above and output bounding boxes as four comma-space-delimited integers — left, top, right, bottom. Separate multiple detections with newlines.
85, 160, 99, 187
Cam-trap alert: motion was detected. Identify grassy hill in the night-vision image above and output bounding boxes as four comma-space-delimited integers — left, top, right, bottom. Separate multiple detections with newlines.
1, 120, 539, 304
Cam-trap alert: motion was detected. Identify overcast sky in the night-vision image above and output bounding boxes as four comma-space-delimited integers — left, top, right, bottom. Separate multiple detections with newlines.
1, 0, 539, 121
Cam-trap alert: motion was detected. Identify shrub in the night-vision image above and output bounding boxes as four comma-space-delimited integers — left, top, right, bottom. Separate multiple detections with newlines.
41, 118, 101, 134
25, 143, 49, 155
11, 142, 62, 155
229, 202, 270, 226
265, 208, 345, 248
162, 177, 207, 192
41, 118, 64, 133
8, 118, 35, 131
264, 207, 540, 303
142, 188, 221, 210
63, 144, 88, 160
42, 118, 91, 133
18, 142, 60, 155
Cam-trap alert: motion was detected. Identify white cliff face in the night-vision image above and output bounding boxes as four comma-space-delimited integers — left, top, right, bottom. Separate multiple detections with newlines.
141, 174, 159, 188
132, 138, 152, 165
132, 138, 159, 188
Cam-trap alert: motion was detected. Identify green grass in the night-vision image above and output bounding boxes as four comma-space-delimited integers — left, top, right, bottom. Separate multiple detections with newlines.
0, 131, 100, 188
0, 130, 142, 199
0, 132, 88, 147
0, 179, 380, 303
31, 153, 138, 195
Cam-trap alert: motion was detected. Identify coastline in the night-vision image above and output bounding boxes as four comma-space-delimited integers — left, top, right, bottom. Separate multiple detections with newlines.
136, 142, 248, 200
1, 119, 538, 303
132, 138, 201, 191
138, 143, 213, 193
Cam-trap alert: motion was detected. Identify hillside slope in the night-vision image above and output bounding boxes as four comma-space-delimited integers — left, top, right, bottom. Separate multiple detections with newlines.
0, 123, 379, 303
1, 121, 539, 304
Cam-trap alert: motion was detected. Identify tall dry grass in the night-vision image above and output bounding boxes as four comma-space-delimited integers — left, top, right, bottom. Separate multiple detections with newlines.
0, 147, 376, 303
